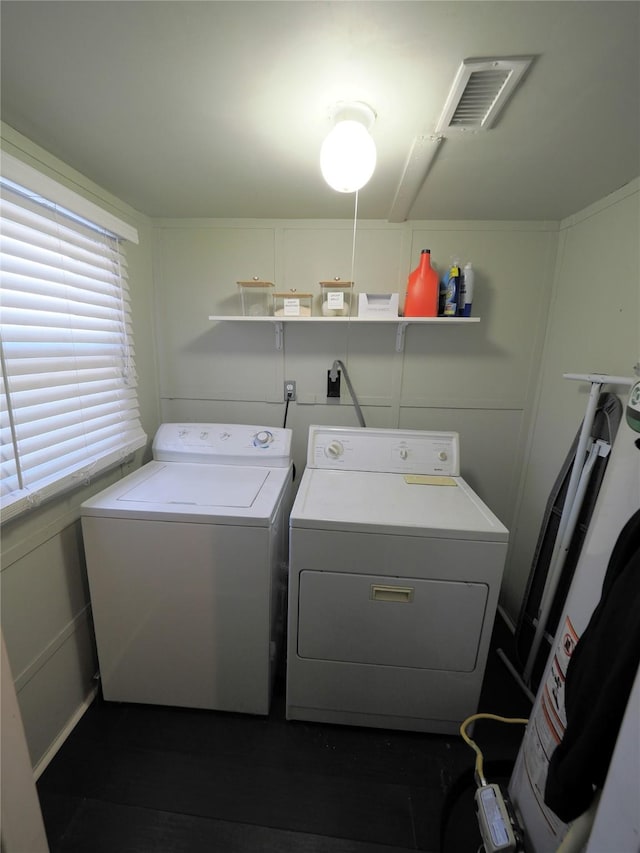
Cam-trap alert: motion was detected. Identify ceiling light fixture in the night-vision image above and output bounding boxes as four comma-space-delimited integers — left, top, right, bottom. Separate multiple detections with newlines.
320, 101, 377, 193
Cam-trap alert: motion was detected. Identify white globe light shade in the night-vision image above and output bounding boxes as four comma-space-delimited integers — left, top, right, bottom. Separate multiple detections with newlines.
320, 119, 377, 193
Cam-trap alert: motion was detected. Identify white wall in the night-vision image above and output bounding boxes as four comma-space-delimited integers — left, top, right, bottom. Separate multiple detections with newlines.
0, 124, 161, 771
506, 179, 639, 618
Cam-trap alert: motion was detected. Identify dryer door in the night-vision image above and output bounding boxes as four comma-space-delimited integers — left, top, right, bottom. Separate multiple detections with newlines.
297, 570, 489, 672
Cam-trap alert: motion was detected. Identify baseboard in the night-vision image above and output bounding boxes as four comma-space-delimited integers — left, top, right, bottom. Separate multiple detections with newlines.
33, 685, 98, 781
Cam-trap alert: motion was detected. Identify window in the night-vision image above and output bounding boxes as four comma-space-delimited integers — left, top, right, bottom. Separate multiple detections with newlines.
0, 161, 146, 521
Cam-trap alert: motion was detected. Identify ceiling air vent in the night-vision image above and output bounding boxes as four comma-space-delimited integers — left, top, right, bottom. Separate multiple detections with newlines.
435, 56, 533, 133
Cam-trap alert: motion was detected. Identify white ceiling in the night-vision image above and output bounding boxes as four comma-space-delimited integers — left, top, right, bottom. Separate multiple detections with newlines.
1, 1, 639, 222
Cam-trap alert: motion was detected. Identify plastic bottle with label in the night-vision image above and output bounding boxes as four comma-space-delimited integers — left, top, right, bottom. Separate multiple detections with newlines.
457, 267, 467, 316
404, 249, 439, 317
443, 259, 461, 316
438, 274, 448, 316
460, 262, 474, 317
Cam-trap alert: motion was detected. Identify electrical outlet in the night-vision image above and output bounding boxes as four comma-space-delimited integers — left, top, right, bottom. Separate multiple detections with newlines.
284, 380, 296, 401
327, 369, 341, 398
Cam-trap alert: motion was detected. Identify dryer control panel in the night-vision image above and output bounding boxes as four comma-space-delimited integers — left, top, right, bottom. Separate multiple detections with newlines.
153, 423, 293, 467
307, 426, 460, 476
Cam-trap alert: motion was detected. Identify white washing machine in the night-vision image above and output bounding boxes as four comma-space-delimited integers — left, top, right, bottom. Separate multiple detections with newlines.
286, 425, 509, 734
81, 423, 292, 715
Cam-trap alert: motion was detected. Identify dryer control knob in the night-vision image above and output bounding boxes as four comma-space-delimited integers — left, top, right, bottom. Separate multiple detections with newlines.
326, 440, 344, 459
254, 430, 273, 447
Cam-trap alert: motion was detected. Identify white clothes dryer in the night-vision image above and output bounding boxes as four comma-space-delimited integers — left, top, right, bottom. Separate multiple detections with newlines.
81, 423, 293, 715
286, 425, 508, 734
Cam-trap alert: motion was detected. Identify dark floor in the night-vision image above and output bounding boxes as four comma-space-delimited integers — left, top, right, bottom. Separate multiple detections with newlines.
37, 615, 531, 853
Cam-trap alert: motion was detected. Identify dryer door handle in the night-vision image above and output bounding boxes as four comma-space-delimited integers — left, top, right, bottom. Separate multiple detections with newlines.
370, 584, 414, 603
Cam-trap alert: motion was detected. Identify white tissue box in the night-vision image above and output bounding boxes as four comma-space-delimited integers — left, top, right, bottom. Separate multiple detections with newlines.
358, 293, 399, 318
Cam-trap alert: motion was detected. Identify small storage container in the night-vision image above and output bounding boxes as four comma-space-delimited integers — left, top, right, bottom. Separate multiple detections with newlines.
319, 280, 354, 316
237, 280, 274, 316
273, 291, 313, 317
358, 293, 399, 318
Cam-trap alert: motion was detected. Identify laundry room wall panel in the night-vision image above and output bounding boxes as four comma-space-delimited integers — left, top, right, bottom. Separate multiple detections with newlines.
161, 321, 282, 406
281, 223, 407, 297
403, 225, 557, 409
503, 179, 640, 619
1, 502, 114, 771
154, 223, 276, 315
160, 398, 288, 429
153, 224, 278, 405
283, 321, 399, 407
394, 226, 557, 538
1, 525, 89, 680
539, 191, 639, 388
12, 603, 96, 771
399, 406, 524, 530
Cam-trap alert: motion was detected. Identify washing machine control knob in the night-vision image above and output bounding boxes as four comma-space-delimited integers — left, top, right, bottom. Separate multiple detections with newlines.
399, 448, 409, 460
254, 430, 273, 447
438, 450, 448, 461
326, 440, 344, 459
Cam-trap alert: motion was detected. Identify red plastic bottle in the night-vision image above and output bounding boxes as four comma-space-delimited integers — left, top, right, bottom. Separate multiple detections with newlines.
404, 249, 439, 317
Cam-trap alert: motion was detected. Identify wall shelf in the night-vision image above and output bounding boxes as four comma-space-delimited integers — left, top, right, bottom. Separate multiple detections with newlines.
208, 315, 480, 352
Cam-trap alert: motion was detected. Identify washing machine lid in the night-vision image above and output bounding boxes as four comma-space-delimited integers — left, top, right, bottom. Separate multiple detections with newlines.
81, 460, 291, 524
290, 468, 508, 542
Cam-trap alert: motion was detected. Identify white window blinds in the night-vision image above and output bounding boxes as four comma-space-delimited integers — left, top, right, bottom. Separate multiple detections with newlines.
0, 176, 147, 521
